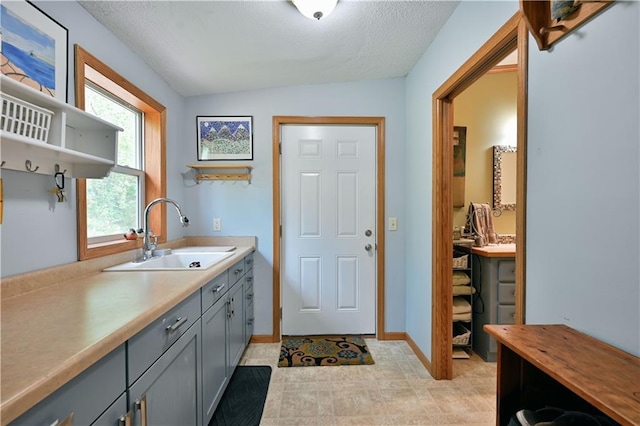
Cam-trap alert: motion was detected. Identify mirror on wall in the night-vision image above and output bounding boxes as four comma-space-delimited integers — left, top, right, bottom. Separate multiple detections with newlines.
493, 145, 516, 211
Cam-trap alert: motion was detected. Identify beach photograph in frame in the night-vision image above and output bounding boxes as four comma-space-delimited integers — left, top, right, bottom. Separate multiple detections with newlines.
1, 0, 68, 101
197, 116, 253, 161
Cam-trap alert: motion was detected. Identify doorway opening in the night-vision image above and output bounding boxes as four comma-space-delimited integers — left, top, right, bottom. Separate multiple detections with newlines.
431, 13, 529, 379
272, 116, 387, 342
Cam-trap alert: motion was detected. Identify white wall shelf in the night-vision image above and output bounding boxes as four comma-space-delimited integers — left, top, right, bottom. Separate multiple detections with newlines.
1, 75, 121, 178
186, 164, 253, 184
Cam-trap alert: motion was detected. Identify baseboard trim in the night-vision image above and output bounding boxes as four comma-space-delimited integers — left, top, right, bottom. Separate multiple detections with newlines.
383, 332, 407, 340
405, 332, 433, 376
250, 335, 276, 343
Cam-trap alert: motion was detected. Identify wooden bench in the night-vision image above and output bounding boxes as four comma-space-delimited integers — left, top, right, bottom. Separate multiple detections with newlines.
484, 324, 640, 426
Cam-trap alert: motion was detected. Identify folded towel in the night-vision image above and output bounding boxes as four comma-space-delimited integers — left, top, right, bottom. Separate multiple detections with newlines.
466, 202, 498, 246
453, 285, 476, 296
453, 271, 471, 286
453, 297, 471, 314
453, 312, 472, 321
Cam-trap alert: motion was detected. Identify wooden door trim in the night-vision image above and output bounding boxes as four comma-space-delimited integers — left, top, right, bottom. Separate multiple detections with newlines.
272, 116, 386, 342
432, 12, 528, 379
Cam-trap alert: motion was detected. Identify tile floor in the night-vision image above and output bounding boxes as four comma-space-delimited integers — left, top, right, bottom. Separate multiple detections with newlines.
239, 339, 497, 425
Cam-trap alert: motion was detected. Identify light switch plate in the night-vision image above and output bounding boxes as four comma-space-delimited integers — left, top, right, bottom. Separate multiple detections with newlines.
388, 217, 398, 231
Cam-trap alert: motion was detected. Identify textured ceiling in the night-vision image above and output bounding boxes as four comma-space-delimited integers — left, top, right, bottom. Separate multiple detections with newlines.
78, 0, 460, 96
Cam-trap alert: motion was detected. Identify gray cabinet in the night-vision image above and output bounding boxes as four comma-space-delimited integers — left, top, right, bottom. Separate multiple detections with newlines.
128, 318, 202, 426
244, 268, 255, 345
202, 294, 230, 424
12, 251, 257, 426
201, 251, 255, 425
228, 277, 246, 372
10, 345, 126, 426
472, 256, 516, 361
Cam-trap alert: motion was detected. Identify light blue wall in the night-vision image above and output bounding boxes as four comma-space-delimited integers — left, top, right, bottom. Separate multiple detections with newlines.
404, 1, 518, 361
1, 1, 186, 277
525, 1, 640, 356
406, 0, 639, 360
183, 80, 407, 336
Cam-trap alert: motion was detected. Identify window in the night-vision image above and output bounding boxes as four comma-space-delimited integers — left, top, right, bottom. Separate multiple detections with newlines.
85, 83, 145, 243
75, 45, 166, 260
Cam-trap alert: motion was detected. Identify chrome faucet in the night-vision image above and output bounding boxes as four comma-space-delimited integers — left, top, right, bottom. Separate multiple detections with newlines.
141, 198, 189, 260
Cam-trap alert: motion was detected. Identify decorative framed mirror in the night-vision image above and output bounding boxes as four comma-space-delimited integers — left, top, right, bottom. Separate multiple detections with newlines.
493, 145, 517, 211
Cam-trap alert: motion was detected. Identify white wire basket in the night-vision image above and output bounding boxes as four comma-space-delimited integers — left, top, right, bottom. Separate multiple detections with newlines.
453, 254, 468, 269
1, 93, 54, 143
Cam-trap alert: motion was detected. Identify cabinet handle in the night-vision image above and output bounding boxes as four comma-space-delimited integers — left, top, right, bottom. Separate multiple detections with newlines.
213, 283, 226, 293
246, 276, 253, 283
246, 293, 253, 300
234, 268, 243, 275
50, 413, 74, 426
165, 316, 188, 333
135, 396, 148, 426
227, 299, 233, 318
118, 411, 132, 426
247, 318, 254, 325
246, 259, 253, 265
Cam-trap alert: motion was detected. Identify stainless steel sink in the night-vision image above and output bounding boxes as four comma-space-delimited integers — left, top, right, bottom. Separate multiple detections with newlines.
104, 251, 234, 271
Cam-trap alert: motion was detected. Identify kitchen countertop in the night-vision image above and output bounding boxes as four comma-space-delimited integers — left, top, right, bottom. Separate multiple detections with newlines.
0, 240, 255, 424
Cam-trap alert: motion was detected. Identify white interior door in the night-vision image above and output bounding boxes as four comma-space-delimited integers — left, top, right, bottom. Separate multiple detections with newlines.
281, 124, 376, 335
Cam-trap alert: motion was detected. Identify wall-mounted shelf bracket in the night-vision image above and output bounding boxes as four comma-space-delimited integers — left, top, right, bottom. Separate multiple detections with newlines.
520, 0, 615, 51
187, 164, 253, 184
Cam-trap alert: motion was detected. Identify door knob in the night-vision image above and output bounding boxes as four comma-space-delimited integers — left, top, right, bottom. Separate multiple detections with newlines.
365, 229, 372, 237
365, 244, 373, 252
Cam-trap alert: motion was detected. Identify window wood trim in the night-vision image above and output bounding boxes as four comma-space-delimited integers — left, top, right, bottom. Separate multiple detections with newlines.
74, 45, 166, 260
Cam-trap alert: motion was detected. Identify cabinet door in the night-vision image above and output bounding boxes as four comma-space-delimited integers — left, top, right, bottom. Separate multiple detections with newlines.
228, 281, 245, 371
244, 269, 254, 345
202, 296, 229, 425
129, 320, 202, 426
91, 393, 127, 426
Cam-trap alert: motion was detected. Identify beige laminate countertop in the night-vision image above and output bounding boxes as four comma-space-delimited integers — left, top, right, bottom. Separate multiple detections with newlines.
471, 243, 516, 258
0, 244, 255, 425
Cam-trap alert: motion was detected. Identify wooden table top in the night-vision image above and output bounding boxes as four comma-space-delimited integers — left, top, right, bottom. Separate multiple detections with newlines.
485, 324, 640, 425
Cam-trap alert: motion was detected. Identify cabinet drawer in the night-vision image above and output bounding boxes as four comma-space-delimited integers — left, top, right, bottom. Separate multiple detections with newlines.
498, 304, 516, 324
229, 259, 245, 284
498, 260, 516, 282
10, 345, 125, 426
244, 252, 254, 272
202, 270, 229, 313
498, 283, 516, 304
128, 291, 200, 385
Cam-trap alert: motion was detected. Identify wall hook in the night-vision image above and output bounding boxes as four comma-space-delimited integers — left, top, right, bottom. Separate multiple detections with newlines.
25, 160, 39, 173
54, 164, 67, 174
0, 161, 5, 167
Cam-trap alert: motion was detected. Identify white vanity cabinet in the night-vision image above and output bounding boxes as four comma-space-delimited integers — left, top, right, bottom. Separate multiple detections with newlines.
472, 256, 516, 361
0, 75, 120, 178
9, 345, 127, 426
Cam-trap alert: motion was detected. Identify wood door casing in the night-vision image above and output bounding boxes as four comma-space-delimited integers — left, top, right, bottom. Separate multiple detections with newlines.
432, 12, 528, 379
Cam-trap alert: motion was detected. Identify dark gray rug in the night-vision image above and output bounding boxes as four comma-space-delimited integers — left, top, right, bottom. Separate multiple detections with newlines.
209, 365, 272, 426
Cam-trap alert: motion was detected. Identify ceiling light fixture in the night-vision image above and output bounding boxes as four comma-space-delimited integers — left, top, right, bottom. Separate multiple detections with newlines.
293, 0, 338, 20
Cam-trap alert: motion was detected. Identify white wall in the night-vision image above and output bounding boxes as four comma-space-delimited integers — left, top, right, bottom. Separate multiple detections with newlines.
183, 79, 407, 336
1, 1, 187, 277
405, 1, 518, 361
526, 1, 640, 356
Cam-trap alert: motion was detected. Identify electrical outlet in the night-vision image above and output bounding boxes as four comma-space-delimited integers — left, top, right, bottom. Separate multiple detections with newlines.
213, 218, 221, 231
388, 217, 398, 231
